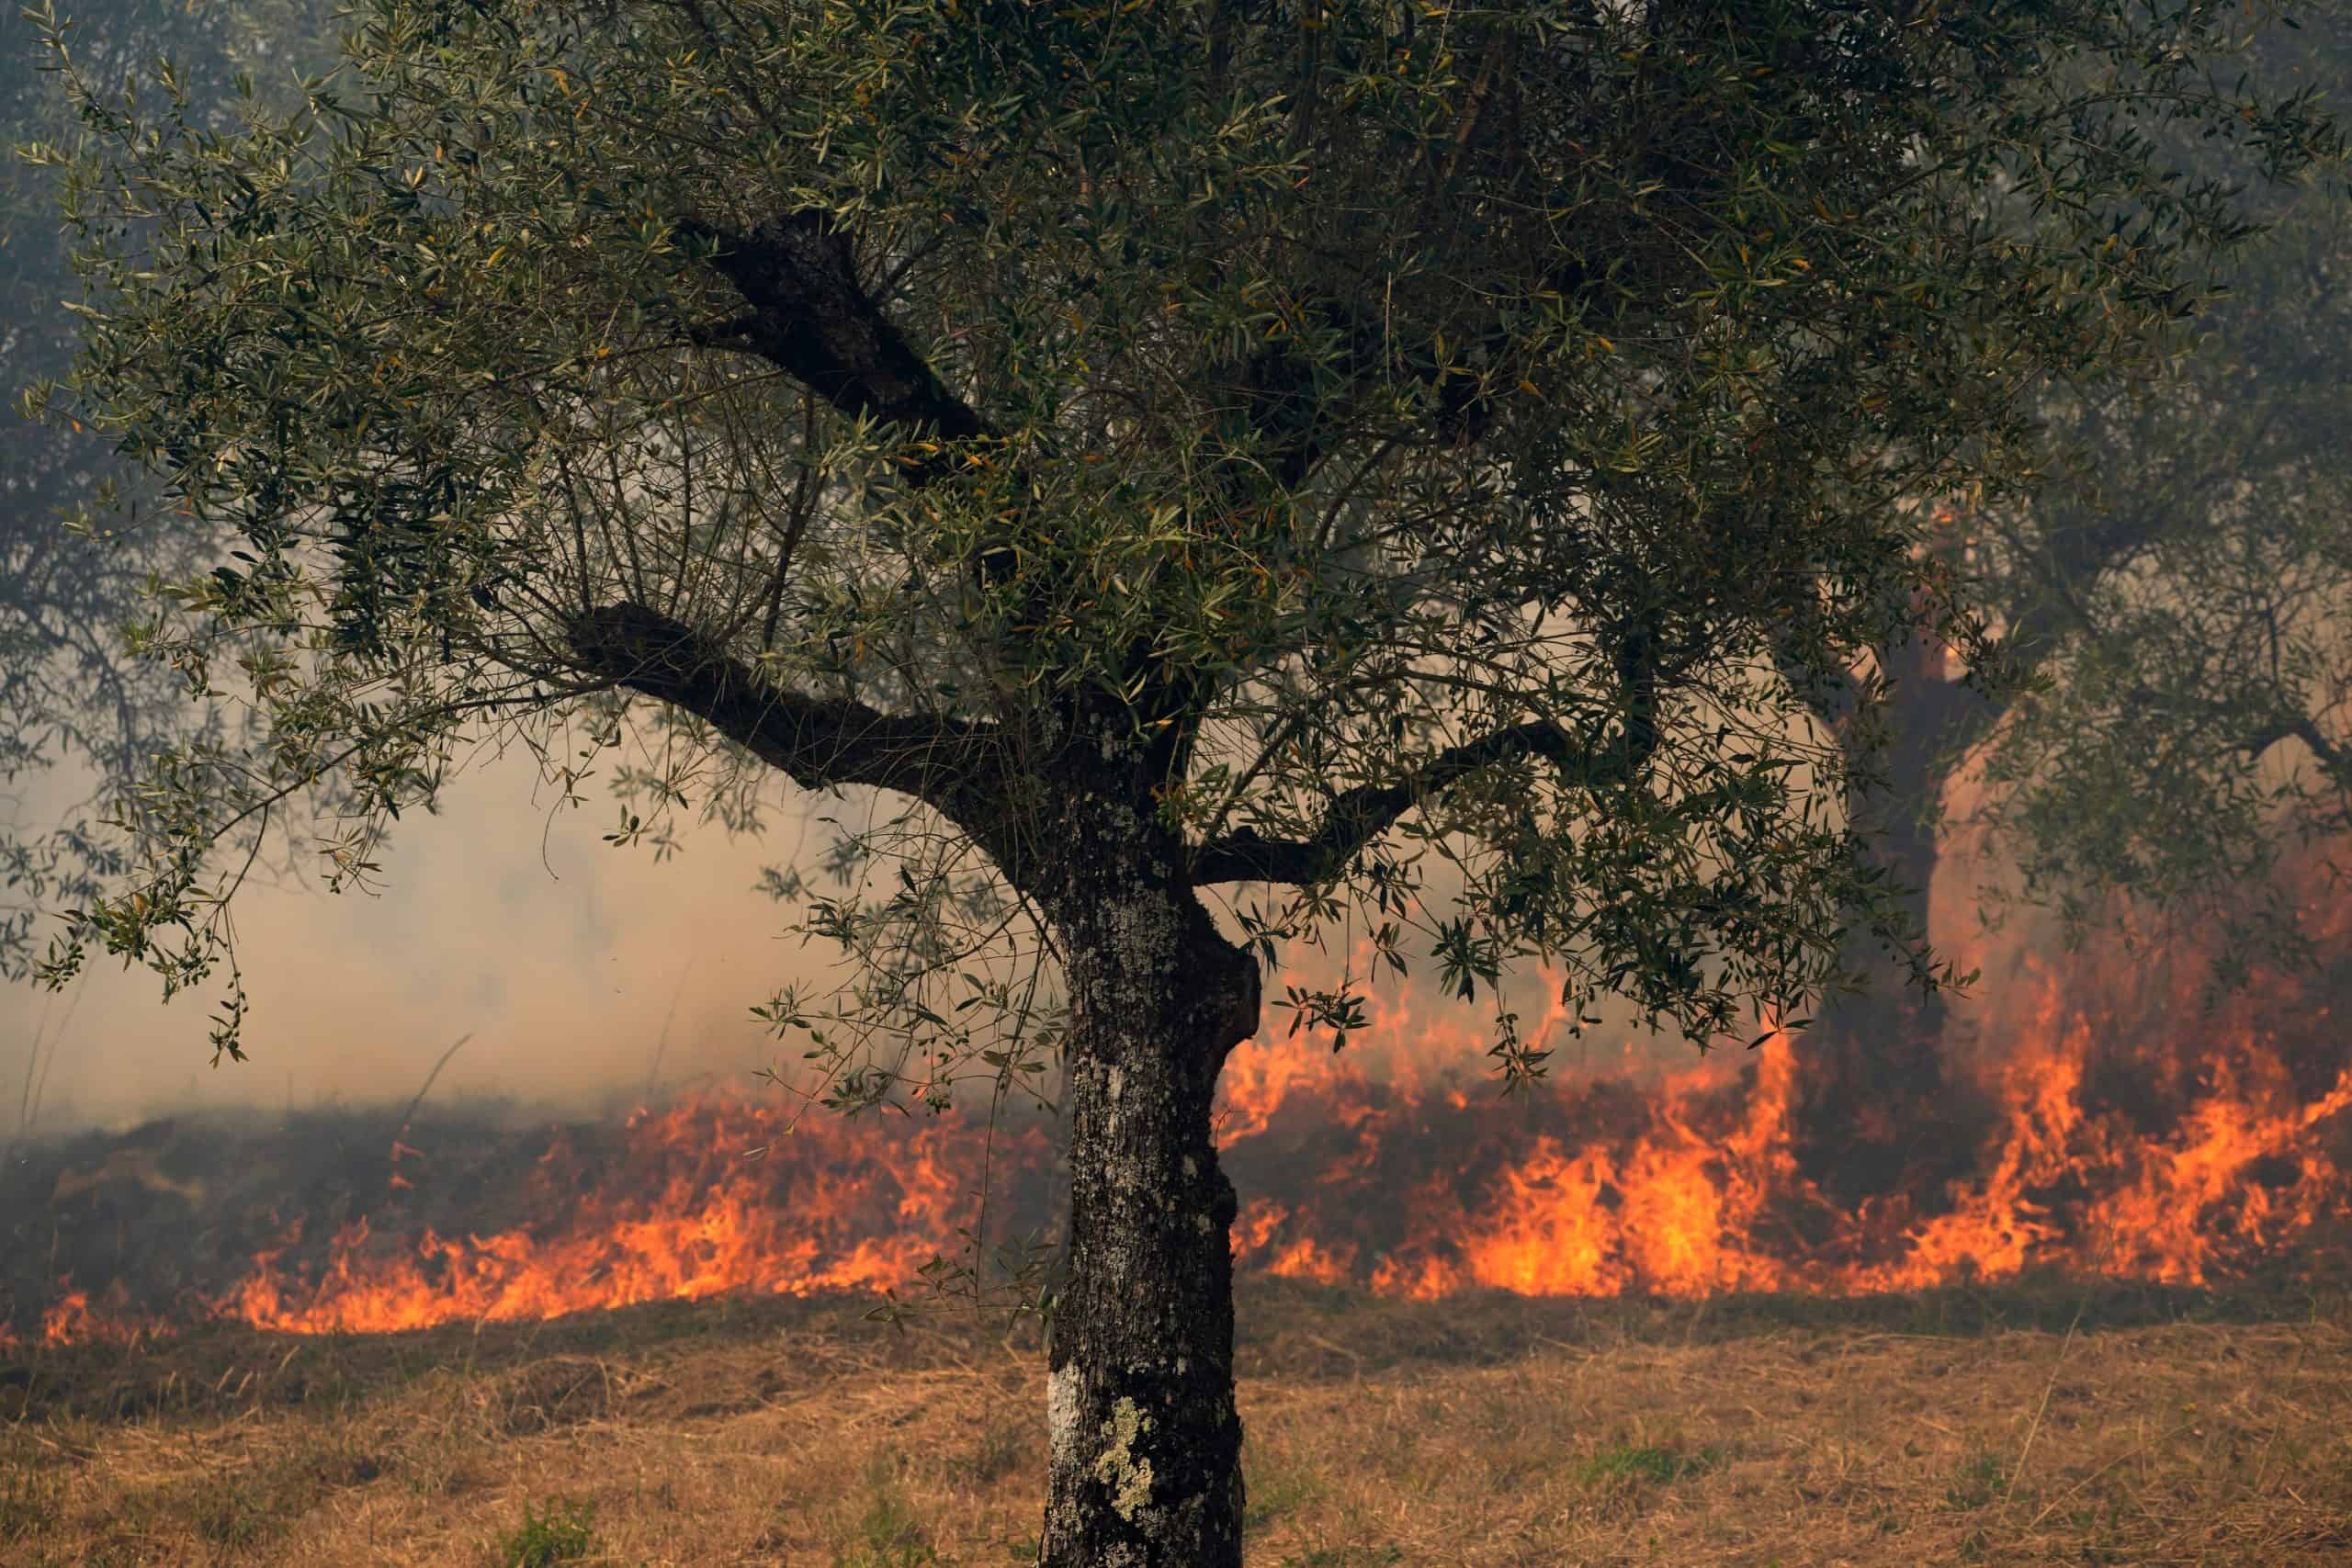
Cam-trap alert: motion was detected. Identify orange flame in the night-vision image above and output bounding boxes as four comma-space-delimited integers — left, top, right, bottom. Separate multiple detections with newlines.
13, 886, 2351, 1347
220, 1100, 1046, 1336
1225, 942, 2352, 1299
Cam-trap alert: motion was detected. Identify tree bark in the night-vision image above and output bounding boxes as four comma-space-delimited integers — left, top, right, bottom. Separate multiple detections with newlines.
1037, 791, 1261, 1568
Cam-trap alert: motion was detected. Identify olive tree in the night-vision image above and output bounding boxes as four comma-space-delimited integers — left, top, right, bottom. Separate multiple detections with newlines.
1782, 8, 2352, 1187
1969, 144, 2352, 972
20, 1, 2335, 1560
1784, 169, 2352, 1177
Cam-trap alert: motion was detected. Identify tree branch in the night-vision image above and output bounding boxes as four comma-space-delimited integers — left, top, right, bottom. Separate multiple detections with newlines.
568, 600, 1005, 818
2144, 691, 2352, 800
2287, 713, 2351, 788
674, 209, 994, 482
1193, 716, 1615, 886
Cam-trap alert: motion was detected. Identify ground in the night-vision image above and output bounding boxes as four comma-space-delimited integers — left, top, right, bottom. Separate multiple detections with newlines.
2, 1280, 2346, 1566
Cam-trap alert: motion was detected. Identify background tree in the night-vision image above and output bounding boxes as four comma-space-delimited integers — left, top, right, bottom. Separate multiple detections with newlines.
1785, 6, 2352, 1189
2, 0, 341, 981
19, 2, 2335, 1562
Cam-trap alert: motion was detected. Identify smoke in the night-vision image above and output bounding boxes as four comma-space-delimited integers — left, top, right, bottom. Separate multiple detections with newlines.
5, 749, 847, 1130
6, 759, 1711, 1135
0, 660, 2029, 1136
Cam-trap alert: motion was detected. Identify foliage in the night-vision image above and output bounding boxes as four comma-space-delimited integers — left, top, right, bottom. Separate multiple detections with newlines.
1967, 13, 2352, 970
1772, 7, 2352, 994
17, 0, 2337, 1102
1, 0, 346, 976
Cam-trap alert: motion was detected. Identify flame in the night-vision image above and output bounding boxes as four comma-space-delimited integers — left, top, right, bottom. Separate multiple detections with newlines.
12, 883, 2351, 1347
220, 1100, 1047, 1336
25, 1280, 153, 1348
39, 1291, 98, 1348
1224, 938, 2352, 1299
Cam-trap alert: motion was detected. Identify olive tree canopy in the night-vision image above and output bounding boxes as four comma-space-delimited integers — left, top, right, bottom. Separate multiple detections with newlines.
19, 1, 2336, 1561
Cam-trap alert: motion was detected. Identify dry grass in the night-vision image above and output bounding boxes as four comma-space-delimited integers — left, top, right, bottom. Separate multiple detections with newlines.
3, 1280, 2347, 1565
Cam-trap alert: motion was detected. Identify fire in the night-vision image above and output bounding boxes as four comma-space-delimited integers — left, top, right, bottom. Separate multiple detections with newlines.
14, 1280, 153, 1349
1223, 942, 2352, 1300
9, 891, 2350, 1347
220, 1099, 1049, 1336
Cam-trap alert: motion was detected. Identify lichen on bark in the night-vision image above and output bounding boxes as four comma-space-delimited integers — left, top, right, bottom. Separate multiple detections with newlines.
1093, 1396, 1156, 1521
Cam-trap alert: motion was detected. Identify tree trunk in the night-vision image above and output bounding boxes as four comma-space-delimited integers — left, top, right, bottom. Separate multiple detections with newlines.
1038, 796, 1261, 1568
1822, 800, 1946, 1084
1796, 628, 1985, 1202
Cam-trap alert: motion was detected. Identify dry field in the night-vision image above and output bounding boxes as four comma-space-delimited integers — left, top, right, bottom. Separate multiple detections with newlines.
3, 1280, 2347, 1566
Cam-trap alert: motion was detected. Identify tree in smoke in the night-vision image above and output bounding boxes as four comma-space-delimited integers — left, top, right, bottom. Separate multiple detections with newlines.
1971, 32, 2352, 968
1786, 6, 2352, 1184
17, 2, 2336, 1562
1, 0, 342, 977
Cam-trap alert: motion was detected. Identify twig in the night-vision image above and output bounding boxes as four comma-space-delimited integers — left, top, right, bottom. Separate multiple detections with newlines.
14, 987, 56, 1141
17, 980, 83, 1145
2007, 1294, 2088, 1506
643, 956, 695, 1103
2024, 1418, 2200, 1532
392, 1032, 475, 1143
2247, 1337, 2310, 1495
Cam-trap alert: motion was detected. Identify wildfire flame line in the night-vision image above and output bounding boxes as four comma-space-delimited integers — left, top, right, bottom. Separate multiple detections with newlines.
11, 927, 2350, 1348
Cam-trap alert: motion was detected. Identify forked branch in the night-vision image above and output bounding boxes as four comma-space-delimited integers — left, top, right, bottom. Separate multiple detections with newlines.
675, 209, 994, 483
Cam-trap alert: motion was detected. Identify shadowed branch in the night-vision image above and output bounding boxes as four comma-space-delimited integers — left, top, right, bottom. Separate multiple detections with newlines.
1192, 716, 1634, 886
568, 600, 1008, 821
675, 209, 994, 484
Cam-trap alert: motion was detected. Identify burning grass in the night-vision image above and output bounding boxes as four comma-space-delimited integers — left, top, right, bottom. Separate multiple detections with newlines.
2, 1279, 2347, 1565
6, 871, 2346, 1559
12, 893, 2351, 1352
10, 999, 2349, 1351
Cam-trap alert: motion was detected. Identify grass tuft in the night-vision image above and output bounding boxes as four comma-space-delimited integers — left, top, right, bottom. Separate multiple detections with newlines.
496, 1496, 598, 1566
1573, 1440, 1717, 1487
1243, 1461, 1325, 1534
0, 1464, 62, 1541
834, 1458, 939, 1568
950, 1416, 1035, 1486
1943, 1450, 2007, 1512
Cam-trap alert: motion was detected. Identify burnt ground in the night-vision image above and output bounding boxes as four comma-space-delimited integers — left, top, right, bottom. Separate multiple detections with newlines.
3, 1275, 2348, 1566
